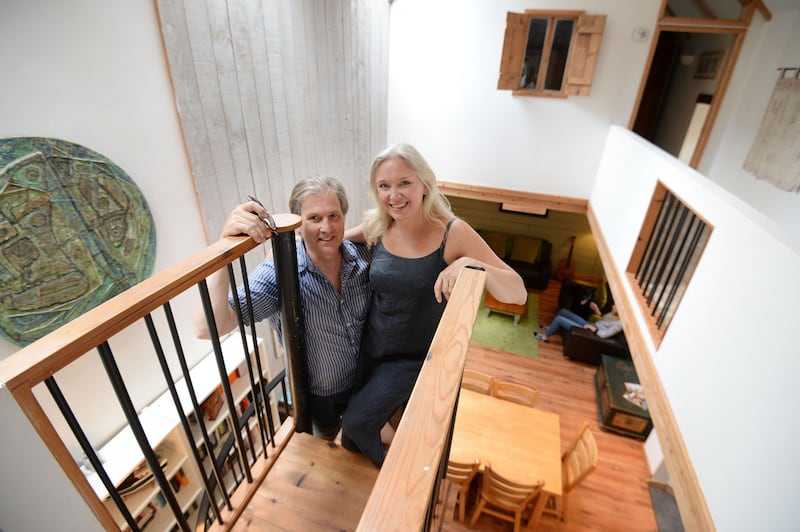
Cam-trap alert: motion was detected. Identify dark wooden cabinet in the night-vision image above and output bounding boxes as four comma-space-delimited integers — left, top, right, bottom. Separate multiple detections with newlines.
595, 354, 652, 440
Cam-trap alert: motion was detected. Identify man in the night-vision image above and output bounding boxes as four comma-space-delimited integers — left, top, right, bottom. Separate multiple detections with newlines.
194, 177, 371, 440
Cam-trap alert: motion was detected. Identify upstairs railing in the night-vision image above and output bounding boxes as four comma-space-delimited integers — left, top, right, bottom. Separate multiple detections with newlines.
358, 266, 486, 530
0, 209, 486, 531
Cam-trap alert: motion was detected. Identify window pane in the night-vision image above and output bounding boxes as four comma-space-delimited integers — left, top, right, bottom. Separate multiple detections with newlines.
544, 19, 574, 91
521, 18, 548, 89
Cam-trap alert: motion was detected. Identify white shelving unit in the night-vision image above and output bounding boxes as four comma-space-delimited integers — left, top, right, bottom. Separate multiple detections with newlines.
82, 334, 275, 531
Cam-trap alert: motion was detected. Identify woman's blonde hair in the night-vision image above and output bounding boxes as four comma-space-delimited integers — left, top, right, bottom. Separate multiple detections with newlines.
363, 143, 453, 246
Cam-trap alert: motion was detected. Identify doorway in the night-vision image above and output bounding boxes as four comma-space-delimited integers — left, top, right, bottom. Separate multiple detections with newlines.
628, 0, 771, 169
633, 30, 734, 164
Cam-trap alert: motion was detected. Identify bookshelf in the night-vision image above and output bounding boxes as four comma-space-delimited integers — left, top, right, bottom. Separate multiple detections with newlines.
82, 334, 277, 530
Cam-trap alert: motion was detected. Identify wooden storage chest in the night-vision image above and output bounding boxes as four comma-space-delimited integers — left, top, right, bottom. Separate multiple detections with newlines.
595, 354, 652, 440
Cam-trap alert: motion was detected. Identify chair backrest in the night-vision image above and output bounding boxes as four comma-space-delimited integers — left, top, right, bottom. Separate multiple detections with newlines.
562, 422, 598, 493
447, 458, 481, 485
446, 458, 481, 522
490, 380, 541, 407
480, 464, 544, 513
461, 369, 494, 394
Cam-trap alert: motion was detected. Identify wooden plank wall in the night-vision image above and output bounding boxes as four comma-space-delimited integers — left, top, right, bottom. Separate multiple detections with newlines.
155, 0, 390, 243
449, 196, 605, 281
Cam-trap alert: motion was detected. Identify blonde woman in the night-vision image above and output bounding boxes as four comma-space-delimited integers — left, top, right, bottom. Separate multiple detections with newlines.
341, 143, 525, 465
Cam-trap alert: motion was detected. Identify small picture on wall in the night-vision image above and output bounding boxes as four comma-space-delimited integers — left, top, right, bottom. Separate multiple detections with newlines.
695, 51, 723, 79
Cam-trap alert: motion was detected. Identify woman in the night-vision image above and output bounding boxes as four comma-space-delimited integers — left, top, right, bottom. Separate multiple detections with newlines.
341, 143, 526, 465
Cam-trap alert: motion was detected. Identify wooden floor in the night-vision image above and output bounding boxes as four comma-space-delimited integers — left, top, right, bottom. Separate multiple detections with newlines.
232, 432, 379, 530
234, 279, 659, 531
442, 279, 658, 531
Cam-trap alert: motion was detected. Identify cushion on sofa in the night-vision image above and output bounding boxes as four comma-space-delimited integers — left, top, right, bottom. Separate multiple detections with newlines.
478, 230, 552, 290
509, 236, 541, 264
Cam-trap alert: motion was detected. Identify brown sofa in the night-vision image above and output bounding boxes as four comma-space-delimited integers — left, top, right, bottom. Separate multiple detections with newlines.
562, 326, 631, 365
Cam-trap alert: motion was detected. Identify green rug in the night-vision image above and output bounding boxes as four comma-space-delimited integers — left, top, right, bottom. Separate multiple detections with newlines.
470, 293, 538, 358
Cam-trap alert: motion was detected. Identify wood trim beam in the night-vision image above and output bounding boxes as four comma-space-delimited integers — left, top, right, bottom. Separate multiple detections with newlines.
658, 21, 748, 32
439, 181, 588, 214
750, 0, 772, 21
587, 203, 715, 532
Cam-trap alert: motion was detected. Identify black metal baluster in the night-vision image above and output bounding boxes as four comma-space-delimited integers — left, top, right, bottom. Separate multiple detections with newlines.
658, 219, 706, 328
96, 340, 190, 532
650, 203, 689, 321
271, 227, 311, 433
646, 193, 681, 305
231, 258, 270, 456
639, 191, 675, 292
197, 280, 252, 485
44, 376, 140, 531
148, 308, 225, 525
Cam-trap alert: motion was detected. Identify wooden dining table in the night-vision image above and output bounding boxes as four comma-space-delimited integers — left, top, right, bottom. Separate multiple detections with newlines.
449, 388, 562, 528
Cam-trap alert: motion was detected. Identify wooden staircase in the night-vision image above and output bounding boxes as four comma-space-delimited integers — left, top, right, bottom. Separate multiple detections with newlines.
231, 431, 378, 531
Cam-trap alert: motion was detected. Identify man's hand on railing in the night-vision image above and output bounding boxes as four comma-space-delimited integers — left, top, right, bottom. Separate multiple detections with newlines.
221, 199, 276, 243
194, 198, 277, 340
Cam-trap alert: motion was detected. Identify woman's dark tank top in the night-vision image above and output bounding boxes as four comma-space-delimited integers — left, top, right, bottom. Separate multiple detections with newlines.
361, 218, 456, 360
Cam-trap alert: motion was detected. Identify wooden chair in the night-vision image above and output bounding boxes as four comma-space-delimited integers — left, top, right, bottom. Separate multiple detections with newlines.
543, 421, 598, 522
461, 369, 495, 395
468, 464, 544, 532
490, 380, 541, 407
443, 458, 481, 522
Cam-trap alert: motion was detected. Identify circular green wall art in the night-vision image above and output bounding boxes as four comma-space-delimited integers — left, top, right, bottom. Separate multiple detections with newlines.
0, 137, 156, 346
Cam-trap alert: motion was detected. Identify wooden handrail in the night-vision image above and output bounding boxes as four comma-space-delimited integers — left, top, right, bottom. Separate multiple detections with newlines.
358, 266, 487, 530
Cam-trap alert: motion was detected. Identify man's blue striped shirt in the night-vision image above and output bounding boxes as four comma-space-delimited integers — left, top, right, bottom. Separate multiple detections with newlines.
229, 240, 371, 396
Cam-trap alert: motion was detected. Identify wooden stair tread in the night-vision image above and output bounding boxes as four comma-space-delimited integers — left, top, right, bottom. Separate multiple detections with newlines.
231, 432, 379, 531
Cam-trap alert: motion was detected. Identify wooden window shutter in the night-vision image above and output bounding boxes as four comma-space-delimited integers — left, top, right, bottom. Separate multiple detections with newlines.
497, 12, 528, 90
564, 14, 606, 96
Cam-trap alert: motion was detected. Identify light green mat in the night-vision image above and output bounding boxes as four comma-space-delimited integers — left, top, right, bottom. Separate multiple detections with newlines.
470, 293, 538, 359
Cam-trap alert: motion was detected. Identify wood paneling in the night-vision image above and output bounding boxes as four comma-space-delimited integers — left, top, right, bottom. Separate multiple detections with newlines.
156, 0, 389, 242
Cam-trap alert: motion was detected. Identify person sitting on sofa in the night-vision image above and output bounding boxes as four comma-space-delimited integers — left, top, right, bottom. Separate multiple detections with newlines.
569, 288, 602, 320
535, 306, 621, 342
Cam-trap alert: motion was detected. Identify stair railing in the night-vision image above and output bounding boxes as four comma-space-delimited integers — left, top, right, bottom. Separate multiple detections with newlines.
0, 210, 486, 531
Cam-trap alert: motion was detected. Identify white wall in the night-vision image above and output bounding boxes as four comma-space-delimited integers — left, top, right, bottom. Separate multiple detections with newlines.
386, 0, 661, 197
0, 0, 211, 447
703, 2, 800, 250
593, 126, 799, 531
